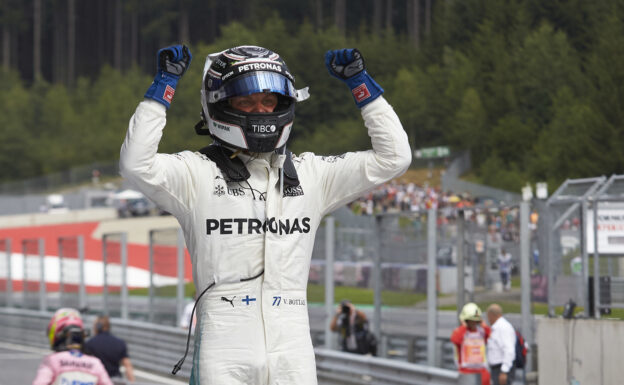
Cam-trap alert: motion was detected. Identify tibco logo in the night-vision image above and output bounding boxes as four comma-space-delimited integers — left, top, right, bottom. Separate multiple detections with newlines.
252, 124, 276, 133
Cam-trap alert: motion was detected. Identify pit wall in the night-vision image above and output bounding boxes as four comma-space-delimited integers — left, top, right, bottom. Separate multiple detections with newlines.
537, 317, 624, 385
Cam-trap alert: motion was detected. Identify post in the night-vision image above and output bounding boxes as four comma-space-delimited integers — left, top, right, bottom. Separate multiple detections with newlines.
78, 236, 86, 310
102, 234, 108, 315
38, 238, 46, 312
519, 201, 533, 372
427, 208, 437, 366
484, 224, 491, 290
593, 200, 600, 319
58, 238, 65, 303
580, 200, 589, 315
324, 216, 335, 349
120, 233, 128, 319
148, 230, 155, 323
6, 239, 13, 308
22, 240, 27, 309
373, 215, 383, 347
546, 206, 555, 316
456, 210, 465, 320
176, 228, 185, 327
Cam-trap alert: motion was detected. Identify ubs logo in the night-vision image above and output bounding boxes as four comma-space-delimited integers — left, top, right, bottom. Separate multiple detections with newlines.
283, 185, 304, 197
252, 124, 276, 133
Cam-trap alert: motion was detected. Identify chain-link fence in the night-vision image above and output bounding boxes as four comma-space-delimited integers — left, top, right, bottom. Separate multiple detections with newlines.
535, 174, 624, 319
102, 232, 128, 319
0, 207, 534, 373
0, 239, 12, 307
148, 228, 186, 326
8, 176, 624, 372
22, 238, 46, 311
58, 236, 86, 309
588, 175, 624, 317
308, 203, 535, 370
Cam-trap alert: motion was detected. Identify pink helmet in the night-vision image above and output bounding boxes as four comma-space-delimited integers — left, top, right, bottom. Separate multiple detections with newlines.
47, 308, 84, 350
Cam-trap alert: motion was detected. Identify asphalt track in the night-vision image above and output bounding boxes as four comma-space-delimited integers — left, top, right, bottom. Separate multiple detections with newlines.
0, 341, 186, 385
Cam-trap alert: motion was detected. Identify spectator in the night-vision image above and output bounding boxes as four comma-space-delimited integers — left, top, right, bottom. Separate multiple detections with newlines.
498, 249, 513, 291
330, 300, 377, 355
450, 303, 491, 385
33, 308, 112, 385
486, 304, 516, 385
85, 315, 135, 382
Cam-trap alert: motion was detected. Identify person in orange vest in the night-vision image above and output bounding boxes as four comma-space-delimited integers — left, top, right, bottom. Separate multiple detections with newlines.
450, 303, 491, 385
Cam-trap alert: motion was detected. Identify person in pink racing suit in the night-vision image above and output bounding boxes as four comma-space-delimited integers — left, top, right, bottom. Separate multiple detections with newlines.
32, 308, 113, 385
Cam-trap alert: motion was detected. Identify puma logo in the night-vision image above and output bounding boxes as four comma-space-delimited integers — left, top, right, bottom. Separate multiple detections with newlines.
221, 296, 236, 307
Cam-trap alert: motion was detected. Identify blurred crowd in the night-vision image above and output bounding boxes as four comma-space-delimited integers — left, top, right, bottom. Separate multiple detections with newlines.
348, 181, 486, 216
349, 180, 519, 212
346, 180, 542, 243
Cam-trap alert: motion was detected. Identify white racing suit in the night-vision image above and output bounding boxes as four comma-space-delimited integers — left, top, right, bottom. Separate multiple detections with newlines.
119, 96, 411, 385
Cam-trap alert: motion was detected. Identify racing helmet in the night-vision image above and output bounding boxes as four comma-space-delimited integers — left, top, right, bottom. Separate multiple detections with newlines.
459, 302, 483, 323
47, 308, 85, 351
199, 45, 309, 153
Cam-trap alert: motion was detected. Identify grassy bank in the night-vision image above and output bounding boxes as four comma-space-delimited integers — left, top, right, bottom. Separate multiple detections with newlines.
129, 282, 624, 319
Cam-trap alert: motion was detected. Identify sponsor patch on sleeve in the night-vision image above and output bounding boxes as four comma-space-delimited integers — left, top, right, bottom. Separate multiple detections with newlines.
352, 83, 371, 103
163, 85, 175, 103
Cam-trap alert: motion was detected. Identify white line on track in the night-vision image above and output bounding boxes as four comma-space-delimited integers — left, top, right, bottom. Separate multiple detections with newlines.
0, 341, 48, 354
0, 353, 42, 359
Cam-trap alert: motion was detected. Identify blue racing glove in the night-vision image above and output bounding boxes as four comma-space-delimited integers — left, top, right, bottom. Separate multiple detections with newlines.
325, 48, 383, 108
145, 45, 192, 109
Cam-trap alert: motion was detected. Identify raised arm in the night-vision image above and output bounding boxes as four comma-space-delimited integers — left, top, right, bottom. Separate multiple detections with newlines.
315, 49, 411, 214
119, 45, 198, 217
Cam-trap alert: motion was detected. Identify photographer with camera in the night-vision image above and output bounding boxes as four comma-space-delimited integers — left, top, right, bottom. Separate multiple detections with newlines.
330, 300, 377, 355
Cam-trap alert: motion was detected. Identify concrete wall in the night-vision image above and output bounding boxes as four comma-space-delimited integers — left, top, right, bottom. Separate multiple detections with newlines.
537, 317, 624, 385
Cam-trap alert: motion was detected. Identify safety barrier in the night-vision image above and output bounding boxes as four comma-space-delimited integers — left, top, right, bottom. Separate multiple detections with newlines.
0, 307, 477, 385
315, 349, 478, 385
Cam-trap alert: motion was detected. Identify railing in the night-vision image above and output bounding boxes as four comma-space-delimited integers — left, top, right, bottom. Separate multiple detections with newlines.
0, 307, 477, 385
315, 349, 479, 385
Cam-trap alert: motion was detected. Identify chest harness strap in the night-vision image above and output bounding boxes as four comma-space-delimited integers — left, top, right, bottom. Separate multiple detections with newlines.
199, 144, 300, 187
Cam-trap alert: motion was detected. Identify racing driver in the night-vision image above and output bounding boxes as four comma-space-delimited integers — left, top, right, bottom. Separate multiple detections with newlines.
119, 44, 411, 384
32, 308, 113, 385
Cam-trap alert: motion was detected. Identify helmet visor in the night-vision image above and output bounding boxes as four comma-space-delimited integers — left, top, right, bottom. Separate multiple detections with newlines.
208, 71, 296, 103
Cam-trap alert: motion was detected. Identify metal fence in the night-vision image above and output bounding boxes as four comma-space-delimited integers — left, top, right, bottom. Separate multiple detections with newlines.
589, 175, 624, 316
148, 228, 186, 325
0, 307, 479, 385
4, 173, 624, 380
0, 203, 537, 373
537, 174, 624, 319
0, 239, 11, 307
58, 235, 86, 309
308, 204, 535, 373
102, 232, 129, 318
22, 238, 46, 311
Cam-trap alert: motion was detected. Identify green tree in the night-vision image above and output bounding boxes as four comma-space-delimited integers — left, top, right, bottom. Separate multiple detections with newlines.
0, 71, 37, 181
530, 87, 618, 187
